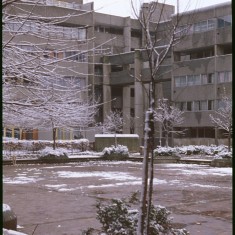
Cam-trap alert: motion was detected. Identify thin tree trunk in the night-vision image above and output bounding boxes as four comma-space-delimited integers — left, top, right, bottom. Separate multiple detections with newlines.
228, 128, 231, 152
137, 110, 151, 235
114, 133, 117, 147
166, 131, 169, 147
53, 127, 56, 150
146, 147, 154, 234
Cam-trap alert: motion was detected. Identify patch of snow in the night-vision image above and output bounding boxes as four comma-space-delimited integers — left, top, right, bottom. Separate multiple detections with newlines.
45, 184, 67, 189
102, 145, 129, 155
3, 204, 11, 212
41, 147, 68, 156
56, 171, 140, 181
95, 134, 139, 137
188, 184, 221, 189
42, 166, 71, 169
3, 176, 43, 184
3, 228, 28, 235
68, 155, 101, 159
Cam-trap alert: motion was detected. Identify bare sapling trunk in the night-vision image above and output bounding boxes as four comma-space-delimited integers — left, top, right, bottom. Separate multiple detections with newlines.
137, 110, 151, 235
228, 127, 231, 152
52, 127, 56, 150
146, 111, 155, 235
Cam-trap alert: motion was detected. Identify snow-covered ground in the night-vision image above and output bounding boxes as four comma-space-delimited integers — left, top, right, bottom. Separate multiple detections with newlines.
3, 161, 232, 234
3, 229, 27, 235
3, 162, 232, 190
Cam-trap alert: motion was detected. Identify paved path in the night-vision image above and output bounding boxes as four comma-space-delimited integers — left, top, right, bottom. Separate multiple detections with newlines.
3, 161, 232, 235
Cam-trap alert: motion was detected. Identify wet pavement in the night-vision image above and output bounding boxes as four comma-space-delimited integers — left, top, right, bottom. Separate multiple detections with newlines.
3, 161, 232, 235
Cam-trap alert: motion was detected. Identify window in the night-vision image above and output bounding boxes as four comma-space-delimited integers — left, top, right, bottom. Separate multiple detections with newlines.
194, 21, 208, 32
175, 76, 187, 87
187, 102, 192, 111
190, 48, 214, 60
194, 101, 200, 111
131, 88, 135, 97
208, 100, 214, 110
218, 15, 232, 28
194, 19, 216, 32
187, 75, 201, 86
217, 71, 232, 83
204, 127, 215, 138
192, 100, 214, 111
198, 128, 204, 138
208, 19, 216, 30
201, 73, 214, 84
175, 25, 192, 37
65, 51, 78, 60
200, 100, 208, 110
175, 102, 186, 111
217, 99, 226, 109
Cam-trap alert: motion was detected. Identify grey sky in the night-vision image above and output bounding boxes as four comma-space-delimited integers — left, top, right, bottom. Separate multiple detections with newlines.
84, 0, 231, 17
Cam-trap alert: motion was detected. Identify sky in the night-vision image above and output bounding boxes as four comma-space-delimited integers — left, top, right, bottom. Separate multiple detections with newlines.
83, 0, 231, 17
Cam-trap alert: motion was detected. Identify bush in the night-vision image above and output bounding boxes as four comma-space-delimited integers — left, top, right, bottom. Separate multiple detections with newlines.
83, 192, 190, 235
154, 145, 231, 157
102, 145, 129, 159
38, 147, 68, 160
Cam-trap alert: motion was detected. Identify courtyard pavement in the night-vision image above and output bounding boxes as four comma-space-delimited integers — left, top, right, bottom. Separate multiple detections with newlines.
3, 160, 232, 235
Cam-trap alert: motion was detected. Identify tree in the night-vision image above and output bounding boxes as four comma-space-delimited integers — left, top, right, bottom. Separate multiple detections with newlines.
2, 0, 106, 145
100, 110, 124, 147
209, 92, 232, 152
154, 98, 185, 147
130, 1, 191, 234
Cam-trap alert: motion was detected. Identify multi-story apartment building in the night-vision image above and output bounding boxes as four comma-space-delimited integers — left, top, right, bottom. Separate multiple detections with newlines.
3, 0, 232, 146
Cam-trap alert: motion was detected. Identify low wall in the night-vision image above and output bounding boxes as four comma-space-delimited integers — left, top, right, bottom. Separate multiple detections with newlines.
173, 138, 230, 146
95, 134, 139, 152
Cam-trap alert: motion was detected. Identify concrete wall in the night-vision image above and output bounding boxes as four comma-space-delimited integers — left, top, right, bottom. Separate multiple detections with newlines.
95, 134, 139, 152
174, 138, 230, 146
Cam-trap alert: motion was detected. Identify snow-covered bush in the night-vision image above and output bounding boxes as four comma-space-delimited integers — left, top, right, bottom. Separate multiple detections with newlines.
214, 151, 232, 159
83, 194, 189, 235
3, 138, 90, 153
96, 198, 137, 235
154, 145, 231, 157
39, 147, 68, 160
102, 145, 129, 159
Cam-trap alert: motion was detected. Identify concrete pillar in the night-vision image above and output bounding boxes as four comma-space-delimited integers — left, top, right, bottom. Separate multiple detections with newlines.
134, 50, 144, 143
103, 56, 112, 118
123, 86, 131, 133
124, 17, 131, 52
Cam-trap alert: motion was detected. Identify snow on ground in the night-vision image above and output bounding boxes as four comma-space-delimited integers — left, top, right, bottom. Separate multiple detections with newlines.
3, 229, 27, 235
56, 170, 140, 181
3, 175, 43, 184
3, 162, 232, 193
162, 163, 232, 175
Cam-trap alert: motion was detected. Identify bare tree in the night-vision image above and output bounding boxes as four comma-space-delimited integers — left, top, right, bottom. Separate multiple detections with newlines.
154, 98, 185, 147
130, 1, 191, 234
100, 110, 124, 147
2, 0, 109, 144
210, 92, 232, 152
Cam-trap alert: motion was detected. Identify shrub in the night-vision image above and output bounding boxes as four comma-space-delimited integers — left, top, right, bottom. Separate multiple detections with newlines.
102, 145, 129, 159
83, 192, 190, 235
154, 145, 231, 157
38, 147, 68, 160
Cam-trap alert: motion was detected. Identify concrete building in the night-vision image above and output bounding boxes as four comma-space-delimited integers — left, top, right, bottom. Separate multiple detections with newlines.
3, 0, 232, 146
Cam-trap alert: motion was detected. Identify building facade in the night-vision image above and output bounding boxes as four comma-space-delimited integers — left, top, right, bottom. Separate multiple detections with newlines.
3, 0, 232, 146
